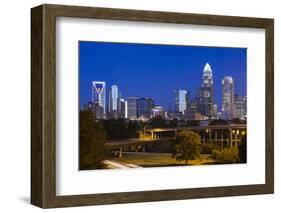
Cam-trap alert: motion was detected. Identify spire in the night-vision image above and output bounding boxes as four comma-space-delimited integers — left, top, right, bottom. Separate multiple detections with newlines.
203, 62, 212, 77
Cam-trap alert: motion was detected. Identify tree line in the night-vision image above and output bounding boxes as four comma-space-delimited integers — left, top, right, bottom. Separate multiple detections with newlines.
79, 110, 247, 169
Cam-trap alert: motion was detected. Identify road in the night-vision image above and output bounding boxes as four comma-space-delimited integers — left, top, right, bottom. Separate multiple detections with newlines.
103, 160, 142, 169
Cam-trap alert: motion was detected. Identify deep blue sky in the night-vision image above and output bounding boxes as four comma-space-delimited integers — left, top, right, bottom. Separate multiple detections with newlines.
79, 41, 246, 111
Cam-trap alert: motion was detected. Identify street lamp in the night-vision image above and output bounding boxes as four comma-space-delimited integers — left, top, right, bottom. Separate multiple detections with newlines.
143, 125, 149, 139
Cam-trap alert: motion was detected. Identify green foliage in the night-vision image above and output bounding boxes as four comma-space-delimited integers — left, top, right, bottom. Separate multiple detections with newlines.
201, 143, 219, 154
238, 136, 247, 163
102, 119, 128, 139
169, 118, 178, 127
209, 119, 229, 126
79, 110, 106, 170
150, 116, 167, 128
127, 120, 139, 138
101, 119, 139, 139
210, 147, 240, 164
186, 120, 200, 127
231, 118, 243, 124
172, 131, 201, 164
231, 118, 246, 124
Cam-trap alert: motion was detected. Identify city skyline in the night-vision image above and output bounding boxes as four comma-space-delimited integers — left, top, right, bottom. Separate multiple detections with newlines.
88, 73, 246, 120
79, 41, 248, 170
79, 41, 247, 112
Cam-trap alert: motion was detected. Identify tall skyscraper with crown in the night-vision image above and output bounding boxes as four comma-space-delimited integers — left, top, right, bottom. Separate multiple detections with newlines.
198, 62, 214, 118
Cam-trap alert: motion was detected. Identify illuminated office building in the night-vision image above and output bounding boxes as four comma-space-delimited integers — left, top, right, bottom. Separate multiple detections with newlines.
152, 106, 165, 118
198, 63, 214, 117
174, 90, 189, 114
137, 98, 154, 118
222, 76, 234, 120
108, 85, 121, 118
92, 81, 106, 118
127, 97, 139, 119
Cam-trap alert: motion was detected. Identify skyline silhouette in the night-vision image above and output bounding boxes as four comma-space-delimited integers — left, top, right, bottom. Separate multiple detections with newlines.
79, 41, 247, 111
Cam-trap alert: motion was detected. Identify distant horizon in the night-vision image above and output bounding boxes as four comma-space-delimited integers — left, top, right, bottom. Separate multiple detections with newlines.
79, 41, 247, 111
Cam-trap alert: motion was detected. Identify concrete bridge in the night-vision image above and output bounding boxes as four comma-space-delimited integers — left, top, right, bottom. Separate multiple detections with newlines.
106, 138, 160, 149
106, 138, 160, 157
145, 124, 246, 148
106, 124, 246, 157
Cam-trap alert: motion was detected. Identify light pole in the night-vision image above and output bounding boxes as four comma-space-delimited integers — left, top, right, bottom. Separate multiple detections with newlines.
143, 125, 149, 139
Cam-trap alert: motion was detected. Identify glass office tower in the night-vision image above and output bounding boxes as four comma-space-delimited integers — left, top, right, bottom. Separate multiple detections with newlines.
92, 81, 106, 118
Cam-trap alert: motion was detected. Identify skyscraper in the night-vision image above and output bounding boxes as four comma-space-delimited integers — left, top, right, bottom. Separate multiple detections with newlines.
243, 96, 247, 117
213, 104, 218, 119
120, 98, 126, 119
174, 90, 189, 114
92, 81, 106, 117
198, 63, 213, 117
127, 97, 138, 120
125, 100, 128, 119
152, 106, 165, 118
108, 85, 121, 118
137, 98, 154, 118
233, 94, 245, 118
222, 76, 234, 120
83, 101, 104, 119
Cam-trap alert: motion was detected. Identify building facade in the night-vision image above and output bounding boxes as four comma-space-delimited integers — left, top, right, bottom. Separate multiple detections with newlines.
213, 104, 218, 119
233, 94, 246, 118
83, 101, 104, 119
137, 97, 154, 118
198, 63, 214, 118
152, 106, 165, 118
243, 96, 247, 117
92, 81, 106, 117
174, 90, 189, 114
222, 76, 234, 120
127, 97, 139, 120
120, 98, 126, 119
108, 85, 121, 118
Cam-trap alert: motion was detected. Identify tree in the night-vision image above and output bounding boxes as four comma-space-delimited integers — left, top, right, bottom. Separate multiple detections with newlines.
102, 119, 128, 139
150, 116, 167, 128
169, 118, 178, 127
209, 119, 229, 126
231, 118, 246, 124
238, 135, 247, 163
200, 143, 219, 154
186, 120, 200, 127
172, 131, 201, 164
127, 120, 138, 138
210, 147, 240, 164
79, 110, 106, 170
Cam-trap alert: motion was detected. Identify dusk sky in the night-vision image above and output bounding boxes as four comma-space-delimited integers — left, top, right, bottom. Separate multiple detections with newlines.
79, 41, 246, 111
